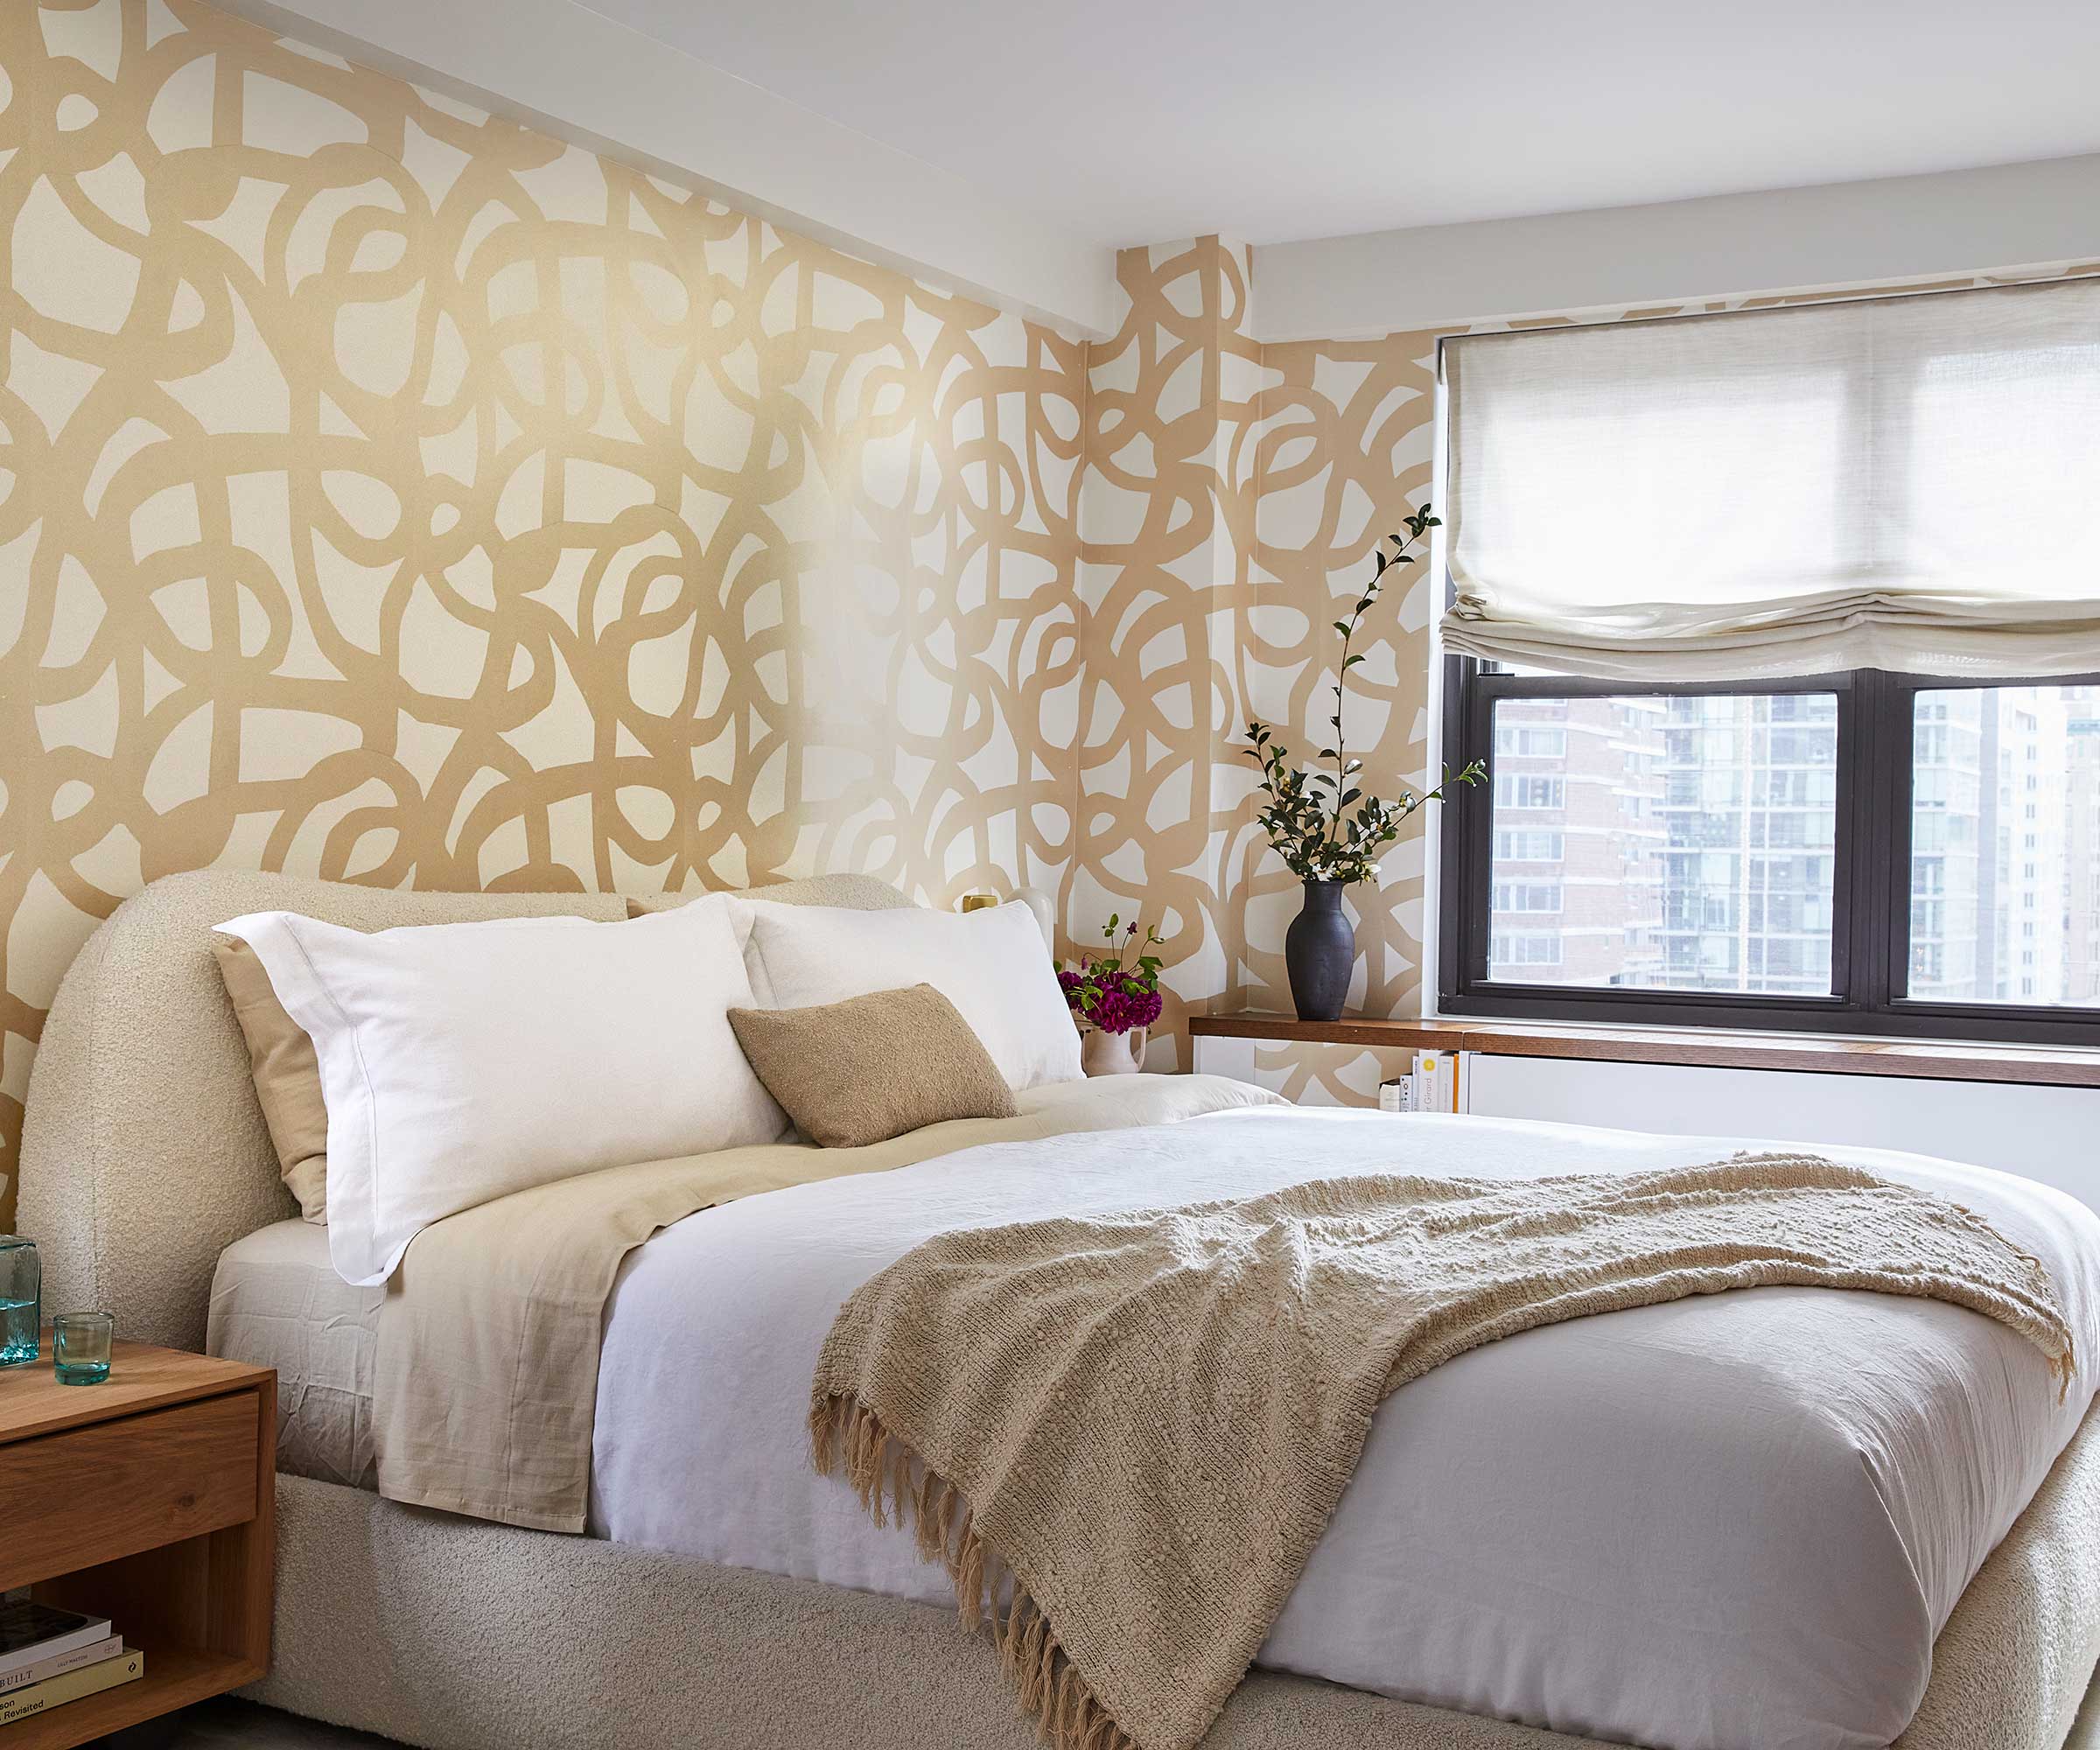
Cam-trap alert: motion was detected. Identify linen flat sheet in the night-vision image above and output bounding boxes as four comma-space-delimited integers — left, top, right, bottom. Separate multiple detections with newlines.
207, 1217, 382, 1488
589, 1107, 2100, 1750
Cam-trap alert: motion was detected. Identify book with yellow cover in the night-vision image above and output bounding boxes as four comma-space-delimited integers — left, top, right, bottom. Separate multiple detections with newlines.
0, 1648, 144, 1727
0, 1634, 122, 1698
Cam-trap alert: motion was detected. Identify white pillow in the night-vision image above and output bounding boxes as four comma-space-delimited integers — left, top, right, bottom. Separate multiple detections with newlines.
734, 900, 1081, 1091
215, 897, 786, 1286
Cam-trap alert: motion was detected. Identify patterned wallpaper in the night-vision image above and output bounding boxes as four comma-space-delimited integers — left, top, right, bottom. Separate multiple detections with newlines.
1073, 240, 1262, 1068
1074, 237, 1442, 1096
0, 0, 1087, 1222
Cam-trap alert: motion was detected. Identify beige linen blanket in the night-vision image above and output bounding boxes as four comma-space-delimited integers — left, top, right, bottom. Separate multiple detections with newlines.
372, 1074, 1283, 1530
810, 1152, 2076, 1750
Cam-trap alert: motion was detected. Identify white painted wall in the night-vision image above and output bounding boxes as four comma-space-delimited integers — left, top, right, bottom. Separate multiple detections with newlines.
1190, 1034, 2100, 1214
1467, 1054, 2100, 1215
214, 0, 1118, 338
1253, 154, 2100, 342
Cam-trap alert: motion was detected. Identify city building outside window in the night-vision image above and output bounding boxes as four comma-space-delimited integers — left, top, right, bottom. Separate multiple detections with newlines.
1441, 670, 2100, 1041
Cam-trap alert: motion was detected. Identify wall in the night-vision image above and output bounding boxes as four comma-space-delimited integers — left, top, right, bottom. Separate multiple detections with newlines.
1464, 1056, 2100, 1214
1192, 1032, 2100, 1214
1256, 154, 2100, 341
209, 0, 1117, 337
1072, 239, 1443, 1085
1071, 239, 1259, 1062
0, 0, 1088, 1225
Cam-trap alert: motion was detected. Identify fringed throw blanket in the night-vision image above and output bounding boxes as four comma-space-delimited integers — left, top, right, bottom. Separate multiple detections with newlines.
809, 1152, 2075, 1750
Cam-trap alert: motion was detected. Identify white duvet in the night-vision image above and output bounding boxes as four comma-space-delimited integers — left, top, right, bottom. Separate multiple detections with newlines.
587, 1105, 2100, 1750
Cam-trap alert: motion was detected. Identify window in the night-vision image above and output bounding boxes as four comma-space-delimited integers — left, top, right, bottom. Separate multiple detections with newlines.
1494, 724, 1567, 759
1494, 774, 1564, 810
1492, 882, 1564, 914
1438, 280, 2100, 1046
1494, 830, 1564, 862
1444, 671, 2100, 1040
1477, 687, 1838, 997
1492, 933, 1564, 969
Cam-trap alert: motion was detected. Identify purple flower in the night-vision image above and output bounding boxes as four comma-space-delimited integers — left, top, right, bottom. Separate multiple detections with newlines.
1087, 986, 1164, 1035
1060, 918, 1167, 1031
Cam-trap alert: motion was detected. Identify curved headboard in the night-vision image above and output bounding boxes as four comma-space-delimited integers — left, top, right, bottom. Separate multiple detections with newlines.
17, 869, 914, 1353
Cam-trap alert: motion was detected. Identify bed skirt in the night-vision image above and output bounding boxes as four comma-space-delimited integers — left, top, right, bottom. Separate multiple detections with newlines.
250, 1398, 2100, 1750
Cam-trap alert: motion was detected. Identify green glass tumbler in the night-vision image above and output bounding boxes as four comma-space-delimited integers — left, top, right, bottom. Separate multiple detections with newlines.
52, 1311, 113, 1385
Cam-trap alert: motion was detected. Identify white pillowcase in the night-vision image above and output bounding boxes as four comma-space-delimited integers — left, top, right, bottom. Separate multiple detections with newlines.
735, 899, 1082, 1091
215, 897, 786, 1286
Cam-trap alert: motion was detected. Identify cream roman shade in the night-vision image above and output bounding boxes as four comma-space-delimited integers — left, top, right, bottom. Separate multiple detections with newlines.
1440, 276, 2100, 682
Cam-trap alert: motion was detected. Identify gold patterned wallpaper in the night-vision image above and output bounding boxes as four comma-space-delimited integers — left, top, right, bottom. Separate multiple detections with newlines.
0, 0, 1088, 1222
1074, 239, 1260, 1068
1074, 236, 1443, 1098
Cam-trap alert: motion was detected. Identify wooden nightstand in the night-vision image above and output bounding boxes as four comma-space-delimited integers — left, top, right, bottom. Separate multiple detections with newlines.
0, 1340, 275, 1749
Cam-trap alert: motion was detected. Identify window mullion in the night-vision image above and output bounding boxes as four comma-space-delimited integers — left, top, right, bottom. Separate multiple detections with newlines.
1839, 669, 1894, 1013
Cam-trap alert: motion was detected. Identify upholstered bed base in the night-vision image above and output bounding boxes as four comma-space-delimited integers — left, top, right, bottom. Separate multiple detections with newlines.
253, 1397, 2100, 1750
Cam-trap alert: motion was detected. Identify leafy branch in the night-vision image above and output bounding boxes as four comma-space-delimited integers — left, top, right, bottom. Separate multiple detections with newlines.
1242, 506, 1485, 885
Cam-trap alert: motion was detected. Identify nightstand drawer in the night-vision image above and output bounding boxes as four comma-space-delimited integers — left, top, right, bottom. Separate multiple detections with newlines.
0, 1390, 260, 1591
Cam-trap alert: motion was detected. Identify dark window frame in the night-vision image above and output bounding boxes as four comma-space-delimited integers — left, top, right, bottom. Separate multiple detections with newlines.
1437, 656, 2100, 1046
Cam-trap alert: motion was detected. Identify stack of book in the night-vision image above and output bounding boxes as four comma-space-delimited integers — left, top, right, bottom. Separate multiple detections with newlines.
0, 1600, 143, 1727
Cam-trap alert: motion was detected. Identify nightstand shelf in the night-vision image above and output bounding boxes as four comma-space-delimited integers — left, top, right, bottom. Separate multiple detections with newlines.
0, 1340, 275, 1750
0, 1644, 252, 1750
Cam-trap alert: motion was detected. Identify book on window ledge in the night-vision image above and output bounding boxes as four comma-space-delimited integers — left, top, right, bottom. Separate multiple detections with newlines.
0, 1648, 144, 1726
0, 1601, 113, 1680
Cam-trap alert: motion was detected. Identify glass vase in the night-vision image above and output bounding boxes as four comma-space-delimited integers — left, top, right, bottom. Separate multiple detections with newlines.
0, 1235, 40, 1368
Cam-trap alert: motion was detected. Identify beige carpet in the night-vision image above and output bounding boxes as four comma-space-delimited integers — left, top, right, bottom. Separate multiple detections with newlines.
148, 1664, 2100, 1750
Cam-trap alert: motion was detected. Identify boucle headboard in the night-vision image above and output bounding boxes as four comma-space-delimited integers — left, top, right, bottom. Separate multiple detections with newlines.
17, 869, 914, 1353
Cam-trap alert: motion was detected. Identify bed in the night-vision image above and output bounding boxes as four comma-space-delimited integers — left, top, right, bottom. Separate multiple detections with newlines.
20, 871, 2100, 1750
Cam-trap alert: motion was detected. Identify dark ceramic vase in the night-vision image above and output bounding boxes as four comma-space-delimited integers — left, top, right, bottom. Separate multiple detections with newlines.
1284, 879, 1354, 1022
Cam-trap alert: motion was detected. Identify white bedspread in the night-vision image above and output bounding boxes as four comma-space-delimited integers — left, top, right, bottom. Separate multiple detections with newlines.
587, 1106, 2100, 1750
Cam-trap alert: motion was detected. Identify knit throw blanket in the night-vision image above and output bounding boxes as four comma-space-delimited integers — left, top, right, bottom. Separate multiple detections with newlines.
809, 1153, 2075, 1750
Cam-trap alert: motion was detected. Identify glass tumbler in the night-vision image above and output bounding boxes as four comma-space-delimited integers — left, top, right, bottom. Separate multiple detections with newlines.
52, 1311, 114, 1385
0, 1236, 38, 1367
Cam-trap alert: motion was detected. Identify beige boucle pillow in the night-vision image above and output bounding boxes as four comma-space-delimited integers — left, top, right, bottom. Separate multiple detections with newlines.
728, 984, 1017, 1150
213, 934, 329, 1222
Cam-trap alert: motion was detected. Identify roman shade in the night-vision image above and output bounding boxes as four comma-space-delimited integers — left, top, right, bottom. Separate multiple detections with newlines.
1440, 276, 2100, 682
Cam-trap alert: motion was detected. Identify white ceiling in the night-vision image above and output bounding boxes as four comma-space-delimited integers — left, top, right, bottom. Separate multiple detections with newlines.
573, 0, 2100, 248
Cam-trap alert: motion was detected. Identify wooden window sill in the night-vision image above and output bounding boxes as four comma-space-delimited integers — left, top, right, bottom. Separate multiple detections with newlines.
1187, 1011, 2100, 1089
